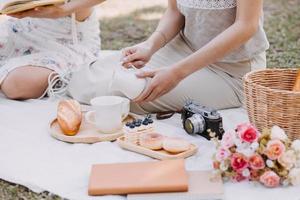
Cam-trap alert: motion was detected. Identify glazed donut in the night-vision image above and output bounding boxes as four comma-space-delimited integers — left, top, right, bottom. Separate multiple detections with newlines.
139, 133, 164, 150
163, 138, 191, 154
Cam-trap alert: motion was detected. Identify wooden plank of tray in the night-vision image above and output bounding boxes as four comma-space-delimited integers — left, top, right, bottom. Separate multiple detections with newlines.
117, 136, 198, 160
49, 114, 135, 144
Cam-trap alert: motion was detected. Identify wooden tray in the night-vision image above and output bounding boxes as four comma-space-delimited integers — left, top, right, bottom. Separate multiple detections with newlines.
49, 114, 135, 144
117, 136, 198, 160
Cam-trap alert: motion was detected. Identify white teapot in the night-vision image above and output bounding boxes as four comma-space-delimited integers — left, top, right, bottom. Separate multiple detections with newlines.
68, 57, 147, 104
109, 67, 147, 100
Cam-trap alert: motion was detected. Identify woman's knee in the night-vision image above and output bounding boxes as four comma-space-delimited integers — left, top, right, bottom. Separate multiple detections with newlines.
1, 66, 53, 100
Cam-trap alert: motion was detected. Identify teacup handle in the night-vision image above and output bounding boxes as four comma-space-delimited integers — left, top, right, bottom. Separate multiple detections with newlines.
121, 99, 130, 120
85, 111, 96, 125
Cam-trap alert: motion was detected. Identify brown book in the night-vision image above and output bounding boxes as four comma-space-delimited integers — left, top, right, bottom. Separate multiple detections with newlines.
128, 171, 224, 200
0, 0, 65, 15
88, 159, 188, 196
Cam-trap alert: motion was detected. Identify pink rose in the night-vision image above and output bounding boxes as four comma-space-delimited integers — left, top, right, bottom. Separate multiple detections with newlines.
249, 154, 265, 170
265, 139, 286, 160
236, 123, 260, 143
231, 173, 248, 182
215, 148, 231, 162
213, 161, 220, 169
221, 130, 235, 149
250, 170, 260, 181
231, 153, 249, 172
259, 171, 280, 188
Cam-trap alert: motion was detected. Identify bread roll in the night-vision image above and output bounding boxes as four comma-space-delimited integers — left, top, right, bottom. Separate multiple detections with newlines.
57, 99, 82, 136
293, 70, 300, 92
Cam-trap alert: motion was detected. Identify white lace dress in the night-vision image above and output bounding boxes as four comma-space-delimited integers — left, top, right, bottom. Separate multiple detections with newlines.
0, 11, 100, 96
176, 0, 269, 62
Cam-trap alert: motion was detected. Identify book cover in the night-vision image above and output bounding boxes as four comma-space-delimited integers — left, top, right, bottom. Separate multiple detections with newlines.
88, 159, 188, 196
128, 171, 224, 200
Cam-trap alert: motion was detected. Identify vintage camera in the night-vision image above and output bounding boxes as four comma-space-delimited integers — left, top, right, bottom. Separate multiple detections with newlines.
181, 101, 224, 140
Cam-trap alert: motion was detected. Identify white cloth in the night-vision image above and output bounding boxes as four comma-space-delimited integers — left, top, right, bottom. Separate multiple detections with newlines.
0, 96, 300, 200
1, 51, 300, 200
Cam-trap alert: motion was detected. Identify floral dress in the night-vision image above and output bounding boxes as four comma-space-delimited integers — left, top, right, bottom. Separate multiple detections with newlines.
0, 10, 101, 97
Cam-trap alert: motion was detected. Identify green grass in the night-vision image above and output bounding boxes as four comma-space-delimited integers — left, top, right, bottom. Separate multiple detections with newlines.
0, 0, 299, 199
264, 0, 300, 67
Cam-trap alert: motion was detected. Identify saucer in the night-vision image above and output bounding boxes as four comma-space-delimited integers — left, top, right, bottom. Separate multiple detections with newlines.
49, 112, 136, 144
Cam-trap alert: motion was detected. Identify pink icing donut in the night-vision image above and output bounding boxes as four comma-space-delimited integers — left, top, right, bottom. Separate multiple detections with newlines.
163, 137, 191, 153
139, 133, 164, 150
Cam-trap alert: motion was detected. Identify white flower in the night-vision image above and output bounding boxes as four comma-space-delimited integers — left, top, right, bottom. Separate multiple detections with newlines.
266, 159, 275, 168
278, 150, 297, 170
234, 137, 243, 147
250, 142, 259, 150
270, 126, 288, 141
282, 179, 290, 187
296, 160, 300, 168
220, 161, 229, 171
289, 168, 300, 186
242, 168, 250, 177
236, 147, 255, 157
292, 140, 300, 152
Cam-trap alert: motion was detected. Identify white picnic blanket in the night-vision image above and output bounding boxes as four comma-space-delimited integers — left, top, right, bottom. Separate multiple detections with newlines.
0, 52, 300, 200
1, 97, 300, 200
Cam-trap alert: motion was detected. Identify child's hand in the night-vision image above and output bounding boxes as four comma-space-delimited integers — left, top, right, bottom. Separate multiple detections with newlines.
8, 5, 71, 19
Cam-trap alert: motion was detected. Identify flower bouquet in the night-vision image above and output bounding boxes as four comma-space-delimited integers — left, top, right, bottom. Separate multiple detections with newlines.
212, 123, 300, 188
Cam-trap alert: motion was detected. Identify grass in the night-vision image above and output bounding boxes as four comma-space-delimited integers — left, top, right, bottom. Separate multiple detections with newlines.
264, 0, 300, 67
0, 0, 299, 199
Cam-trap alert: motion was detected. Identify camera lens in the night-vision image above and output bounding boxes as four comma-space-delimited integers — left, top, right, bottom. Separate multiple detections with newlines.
184, 114, 206, 135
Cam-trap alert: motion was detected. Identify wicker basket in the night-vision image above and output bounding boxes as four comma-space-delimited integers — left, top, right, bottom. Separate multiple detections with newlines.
244, 68, 300, 140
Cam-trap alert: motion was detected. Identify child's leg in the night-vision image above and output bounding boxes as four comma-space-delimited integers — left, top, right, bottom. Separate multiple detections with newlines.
1, 66, 53, 100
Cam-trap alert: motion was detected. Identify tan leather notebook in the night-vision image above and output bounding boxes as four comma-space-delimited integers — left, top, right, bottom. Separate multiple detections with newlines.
128, 171, 224, 200
88, 159, 188, 196
0, 0, 65, 15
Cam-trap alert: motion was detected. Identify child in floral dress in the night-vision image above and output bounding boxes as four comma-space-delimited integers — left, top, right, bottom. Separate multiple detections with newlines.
0, 0, 105, 99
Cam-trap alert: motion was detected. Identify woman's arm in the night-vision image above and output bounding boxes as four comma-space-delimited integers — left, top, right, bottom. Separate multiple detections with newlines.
146, 0, 185, 54
61, 0, 106, 13
122, 0, 184, 67
134, 0, 263, 102
172, 0, 263, 80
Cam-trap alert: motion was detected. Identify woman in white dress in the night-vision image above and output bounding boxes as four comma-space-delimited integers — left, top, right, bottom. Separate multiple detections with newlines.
69, 0, 269, 114
0, 0, 106, 99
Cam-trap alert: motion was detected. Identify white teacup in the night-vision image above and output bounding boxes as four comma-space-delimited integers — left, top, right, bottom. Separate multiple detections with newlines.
86, 96, 130, 134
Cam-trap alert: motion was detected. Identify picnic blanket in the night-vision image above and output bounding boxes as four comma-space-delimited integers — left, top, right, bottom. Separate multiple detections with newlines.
0, 51, 300, 200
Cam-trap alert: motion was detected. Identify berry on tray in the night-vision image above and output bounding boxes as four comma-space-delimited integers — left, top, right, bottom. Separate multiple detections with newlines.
124, 115, 155, 145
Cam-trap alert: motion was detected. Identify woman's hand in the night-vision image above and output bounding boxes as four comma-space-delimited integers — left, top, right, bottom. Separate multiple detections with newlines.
134, 67, 183, 103
8, 5, 71, 19
121, 41, 155, 69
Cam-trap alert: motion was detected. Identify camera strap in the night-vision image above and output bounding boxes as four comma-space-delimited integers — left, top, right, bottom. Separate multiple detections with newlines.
156, 110, 181, 120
